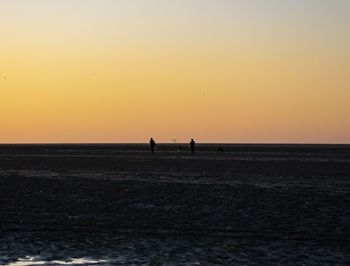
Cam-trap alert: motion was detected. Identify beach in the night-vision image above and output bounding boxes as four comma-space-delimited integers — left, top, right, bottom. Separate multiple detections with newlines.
0, 144, 349, 265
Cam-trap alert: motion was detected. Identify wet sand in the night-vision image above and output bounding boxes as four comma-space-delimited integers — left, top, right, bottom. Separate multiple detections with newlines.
0, 144, 349, 265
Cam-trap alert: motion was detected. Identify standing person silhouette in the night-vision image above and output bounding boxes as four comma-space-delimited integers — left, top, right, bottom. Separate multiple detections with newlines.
150, 138, 156, 154
190, 139, 196, 154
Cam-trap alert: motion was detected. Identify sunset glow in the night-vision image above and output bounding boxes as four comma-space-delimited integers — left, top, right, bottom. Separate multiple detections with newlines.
1, 0, 349, 143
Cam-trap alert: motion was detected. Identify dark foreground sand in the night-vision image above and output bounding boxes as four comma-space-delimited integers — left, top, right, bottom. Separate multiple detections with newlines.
0, 144, 349, 265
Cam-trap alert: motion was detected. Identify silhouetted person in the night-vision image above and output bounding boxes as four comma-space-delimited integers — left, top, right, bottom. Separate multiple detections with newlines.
150, 138, 156, 154
190, 139, 196, 154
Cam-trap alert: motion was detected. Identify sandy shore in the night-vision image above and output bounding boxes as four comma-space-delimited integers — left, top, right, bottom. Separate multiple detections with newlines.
0, 144, 349, 265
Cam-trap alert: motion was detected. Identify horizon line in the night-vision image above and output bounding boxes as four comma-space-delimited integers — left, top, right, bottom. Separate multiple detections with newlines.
0, 142, 349, 145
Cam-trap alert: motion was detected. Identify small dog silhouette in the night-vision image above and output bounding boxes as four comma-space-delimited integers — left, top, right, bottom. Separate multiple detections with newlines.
217, 147, 224, 153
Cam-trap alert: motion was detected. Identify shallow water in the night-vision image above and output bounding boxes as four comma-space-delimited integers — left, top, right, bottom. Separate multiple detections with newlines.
2, 232, 348, 265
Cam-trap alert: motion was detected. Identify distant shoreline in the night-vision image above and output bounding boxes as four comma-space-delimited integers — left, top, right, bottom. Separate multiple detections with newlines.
0, 143, 349, 146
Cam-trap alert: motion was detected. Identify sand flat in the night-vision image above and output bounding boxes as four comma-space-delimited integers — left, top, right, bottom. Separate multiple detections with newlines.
0, 144, 349, 265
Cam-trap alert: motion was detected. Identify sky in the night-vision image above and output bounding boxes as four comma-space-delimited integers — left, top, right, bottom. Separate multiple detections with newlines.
1, 0, 349, 143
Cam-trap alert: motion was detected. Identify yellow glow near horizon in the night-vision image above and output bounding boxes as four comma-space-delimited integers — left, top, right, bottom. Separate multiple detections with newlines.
1, 1, 349, 143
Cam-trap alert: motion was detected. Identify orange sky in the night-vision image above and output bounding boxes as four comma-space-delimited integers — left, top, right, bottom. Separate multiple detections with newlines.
1, 1, 349, 143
